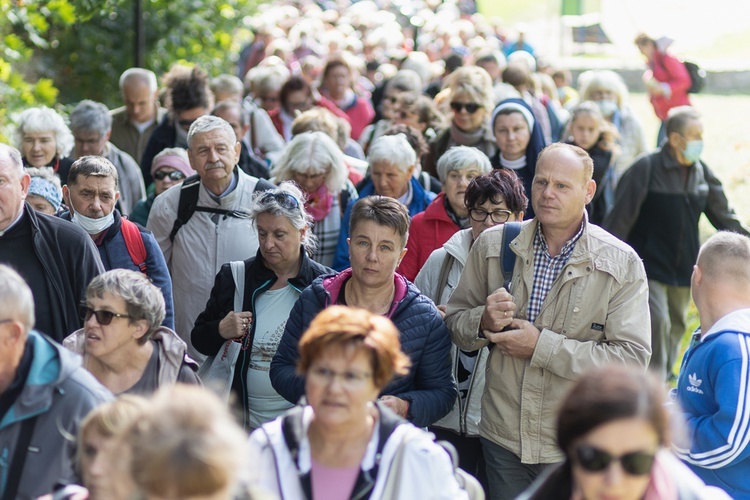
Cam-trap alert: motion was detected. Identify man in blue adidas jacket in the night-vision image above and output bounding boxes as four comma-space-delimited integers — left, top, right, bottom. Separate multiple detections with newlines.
61, 156, 174, 329
674, 231, 750, 499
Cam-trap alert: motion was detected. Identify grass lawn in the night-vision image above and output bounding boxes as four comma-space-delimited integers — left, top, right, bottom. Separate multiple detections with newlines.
627, 93, 750, 378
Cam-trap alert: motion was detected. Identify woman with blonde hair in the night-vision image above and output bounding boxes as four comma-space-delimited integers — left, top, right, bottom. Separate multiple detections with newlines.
424, 66, 497, 177
579, 70, 647, 179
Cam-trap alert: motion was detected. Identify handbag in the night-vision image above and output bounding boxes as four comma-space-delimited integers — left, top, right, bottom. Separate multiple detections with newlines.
197, 261, 245, 402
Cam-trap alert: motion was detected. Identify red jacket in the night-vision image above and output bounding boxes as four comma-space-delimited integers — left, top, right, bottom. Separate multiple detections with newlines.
649, 51, 692, 121
398, 193, 460, 282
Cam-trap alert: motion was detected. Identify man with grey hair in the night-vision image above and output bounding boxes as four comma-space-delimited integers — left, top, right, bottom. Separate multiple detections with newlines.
604, 105, 750, 381
110, 68, 167, 167
147, 115, 273, 360
211, 100, 270, 180
70, 99, 146, 215
61, 156, 174, 330
0, 264, 111, 499
446, 143, 650, 499
0, 144, 103, 342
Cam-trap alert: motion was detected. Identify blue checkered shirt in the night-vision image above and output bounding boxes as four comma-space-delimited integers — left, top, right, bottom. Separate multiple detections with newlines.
527, 222, 585, 323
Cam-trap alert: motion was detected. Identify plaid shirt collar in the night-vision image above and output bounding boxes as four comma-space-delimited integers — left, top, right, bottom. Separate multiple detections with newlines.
535, 219, 586, 260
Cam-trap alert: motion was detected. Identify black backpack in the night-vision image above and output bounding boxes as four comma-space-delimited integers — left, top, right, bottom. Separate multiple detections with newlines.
684, 61, 706, 93
168, 173, 274, 242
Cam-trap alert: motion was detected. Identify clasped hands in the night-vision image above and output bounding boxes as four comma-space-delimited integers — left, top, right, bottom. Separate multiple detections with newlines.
480, 287, 539, 359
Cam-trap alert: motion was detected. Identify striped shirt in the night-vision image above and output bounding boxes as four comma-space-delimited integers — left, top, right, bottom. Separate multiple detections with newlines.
527, 222, 585, 323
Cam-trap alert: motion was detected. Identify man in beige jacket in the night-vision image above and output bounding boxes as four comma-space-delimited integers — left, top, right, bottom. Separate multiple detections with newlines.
445, 143, 651, 500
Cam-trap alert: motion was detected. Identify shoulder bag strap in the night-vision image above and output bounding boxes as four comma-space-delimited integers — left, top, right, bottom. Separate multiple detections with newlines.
436, 253, 456, 301
120, 218, 148, 273
169, 176, 201, 242
501, 222, 522, 289
229, 261, 245, 311
2, 415, 38, 500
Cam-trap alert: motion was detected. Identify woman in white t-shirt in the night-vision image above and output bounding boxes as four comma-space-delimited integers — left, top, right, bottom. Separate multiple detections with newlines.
192, 182, 332, 431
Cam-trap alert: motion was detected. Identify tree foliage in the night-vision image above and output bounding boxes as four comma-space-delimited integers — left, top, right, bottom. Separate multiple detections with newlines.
1, 0, 258, 141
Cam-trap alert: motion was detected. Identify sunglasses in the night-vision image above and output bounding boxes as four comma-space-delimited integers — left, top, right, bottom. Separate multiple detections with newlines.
153, 170, 187, 181
258, 191, 300, 210
82, 306, 132, 326
450, 102, 482, 114
574, 445, 655, 476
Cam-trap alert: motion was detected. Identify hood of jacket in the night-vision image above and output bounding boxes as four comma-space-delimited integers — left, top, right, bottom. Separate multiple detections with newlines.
1, 331, 84, 428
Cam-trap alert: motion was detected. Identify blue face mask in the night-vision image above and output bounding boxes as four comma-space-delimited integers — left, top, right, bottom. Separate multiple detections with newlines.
683, 139, 703, 164
596, 99, 618, 117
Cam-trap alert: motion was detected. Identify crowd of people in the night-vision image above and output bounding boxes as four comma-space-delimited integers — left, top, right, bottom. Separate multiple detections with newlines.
2, 1, 749, 498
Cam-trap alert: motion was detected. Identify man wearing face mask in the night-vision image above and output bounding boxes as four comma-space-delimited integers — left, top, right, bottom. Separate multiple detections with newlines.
604, 106, 750, 381
0, 144, 104, 342
61, 156, 174, 330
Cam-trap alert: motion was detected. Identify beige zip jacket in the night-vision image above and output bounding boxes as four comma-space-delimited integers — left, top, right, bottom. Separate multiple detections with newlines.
445, 218, 651, 463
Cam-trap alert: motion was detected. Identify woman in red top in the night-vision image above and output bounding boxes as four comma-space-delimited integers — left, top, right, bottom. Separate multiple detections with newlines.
635, 34, 692, 145
319, 57, 375, 141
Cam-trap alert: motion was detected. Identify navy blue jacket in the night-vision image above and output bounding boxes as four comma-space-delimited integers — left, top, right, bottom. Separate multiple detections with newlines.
270, 269, 456, 428
61, 210, 174, 329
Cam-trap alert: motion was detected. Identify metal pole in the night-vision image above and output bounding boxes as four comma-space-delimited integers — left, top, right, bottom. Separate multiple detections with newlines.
134, 0, 144, 67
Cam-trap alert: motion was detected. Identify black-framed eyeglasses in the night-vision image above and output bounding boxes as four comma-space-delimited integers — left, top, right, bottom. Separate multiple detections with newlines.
469, 208, 513, 224
258, 191, 300, 210
82, 306, 132, 326
574, 445, 656, 476
450, 102, 482, 114
153, 170, 187, 181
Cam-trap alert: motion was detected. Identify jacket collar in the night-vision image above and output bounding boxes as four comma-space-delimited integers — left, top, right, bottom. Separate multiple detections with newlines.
702, 308, 750, 341
0, 331, 75, 428
443, 228, 473, 266
513, 215, 594, 268
321, 269, 409, 319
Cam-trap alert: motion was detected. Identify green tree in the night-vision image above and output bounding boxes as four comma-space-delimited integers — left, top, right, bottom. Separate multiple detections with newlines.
2, 0, 257, 141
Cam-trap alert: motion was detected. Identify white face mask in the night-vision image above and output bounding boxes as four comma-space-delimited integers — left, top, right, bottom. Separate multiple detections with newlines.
71, 209, 115, 235
596, 99, 619, 117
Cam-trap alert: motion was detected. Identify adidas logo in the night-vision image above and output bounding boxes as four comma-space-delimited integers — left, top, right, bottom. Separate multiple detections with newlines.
687, 373, 704, 394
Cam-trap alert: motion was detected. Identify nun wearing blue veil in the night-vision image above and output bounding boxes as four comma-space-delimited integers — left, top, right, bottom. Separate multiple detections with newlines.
489, 98, 547, 219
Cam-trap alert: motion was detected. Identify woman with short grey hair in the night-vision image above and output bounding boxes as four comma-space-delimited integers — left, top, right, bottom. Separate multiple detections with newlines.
64, 268, 200, 395
398, 146, 492, 280
332, 133, 436, 270
14, 106, 75, 183
271, 132, 357, 267
192, 181, 331, 431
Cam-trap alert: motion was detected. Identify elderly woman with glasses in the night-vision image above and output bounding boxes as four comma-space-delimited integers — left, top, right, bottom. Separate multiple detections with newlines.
518, 366, 729, 500
415, 169, 527, 490
271, 132, 358, 267
250, 306, 470, 499
271, 196, 456, 428
332, 133, 436, 271
423, 66, 497, 178
14, 106, 75, 184
64, 269, 199, 395
398, 146, 493, 281
192, 182, 331, 431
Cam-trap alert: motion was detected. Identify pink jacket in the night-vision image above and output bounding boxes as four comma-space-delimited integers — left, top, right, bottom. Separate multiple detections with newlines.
649, 51, 692, 121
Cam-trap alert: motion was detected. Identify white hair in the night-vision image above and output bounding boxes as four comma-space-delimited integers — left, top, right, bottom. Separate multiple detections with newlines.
69, 100, 112, 136
367, 134, 416, 172
119, 68, 158, 93
187, 115, 236, 149
13, 106, 74, 157
271, 132, 348, 192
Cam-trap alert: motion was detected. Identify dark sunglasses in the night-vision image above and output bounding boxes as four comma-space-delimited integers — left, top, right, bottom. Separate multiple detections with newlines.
153, 170, 186, 181
450, 102, 482, 114
82, 306, 132, 326
574, 445, 655, 476
259, 191, 300, 210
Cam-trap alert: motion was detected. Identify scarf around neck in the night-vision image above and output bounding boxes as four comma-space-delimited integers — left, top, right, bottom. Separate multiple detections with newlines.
306, 184, 334, 221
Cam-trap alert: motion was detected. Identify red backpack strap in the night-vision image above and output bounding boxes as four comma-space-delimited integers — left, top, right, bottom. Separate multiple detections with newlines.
121, 218, 148, 274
